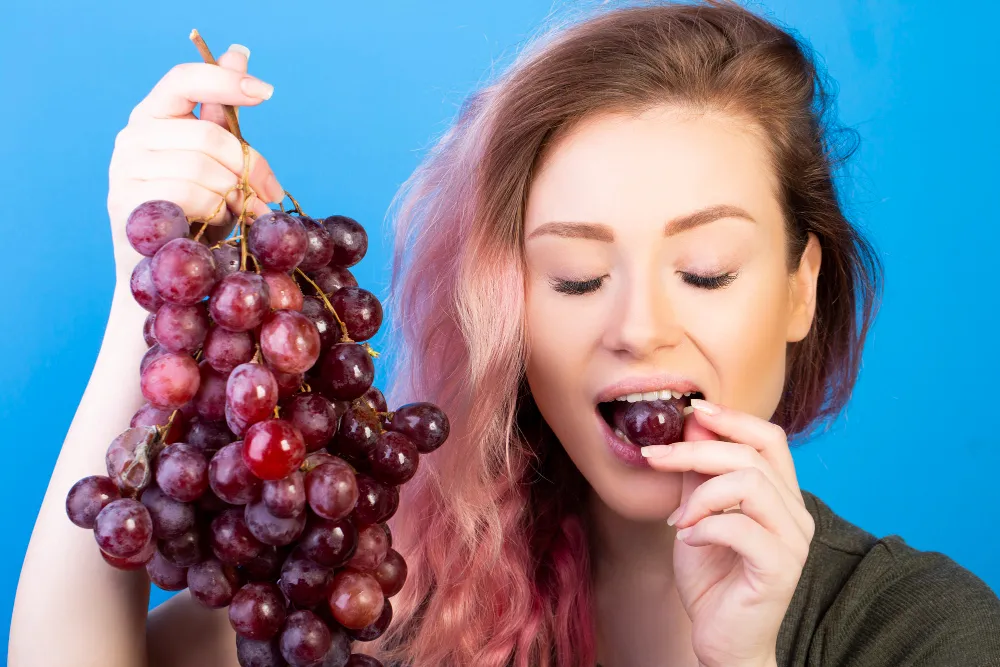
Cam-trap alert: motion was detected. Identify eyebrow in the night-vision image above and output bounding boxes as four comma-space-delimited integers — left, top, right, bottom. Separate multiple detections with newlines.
526, 204, 757, 242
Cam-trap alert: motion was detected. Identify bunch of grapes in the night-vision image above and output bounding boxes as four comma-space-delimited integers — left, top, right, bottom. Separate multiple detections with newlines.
65, 195, 449, 667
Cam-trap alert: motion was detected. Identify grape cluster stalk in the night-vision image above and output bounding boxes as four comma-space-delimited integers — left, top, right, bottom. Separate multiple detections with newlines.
65, 30, 451, 667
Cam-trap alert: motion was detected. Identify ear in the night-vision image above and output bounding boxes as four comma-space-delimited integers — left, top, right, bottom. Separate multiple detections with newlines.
786, 232, 822, 343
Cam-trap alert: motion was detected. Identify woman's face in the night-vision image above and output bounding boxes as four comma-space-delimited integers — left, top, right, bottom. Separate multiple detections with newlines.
523, 105, 821, 521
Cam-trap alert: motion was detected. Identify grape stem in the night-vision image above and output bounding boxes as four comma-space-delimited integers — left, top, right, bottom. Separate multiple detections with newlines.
284, 191, 304, 216
293, 268, 352, 342
189, 30, 244, 143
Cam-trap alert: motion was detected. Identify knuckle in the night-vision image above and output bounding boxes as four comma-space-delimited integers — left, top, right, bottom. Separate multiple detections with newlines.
767, 421, 789, 443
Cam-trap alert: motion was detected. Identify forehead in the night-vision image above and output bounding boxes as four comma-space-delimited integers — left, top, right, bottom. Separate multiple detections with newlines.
524, 106, 782, 234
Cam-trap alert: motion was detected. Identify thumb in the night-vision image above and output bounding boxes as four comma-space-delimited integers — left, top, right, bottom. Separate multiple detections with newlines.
200, 44, 251, 128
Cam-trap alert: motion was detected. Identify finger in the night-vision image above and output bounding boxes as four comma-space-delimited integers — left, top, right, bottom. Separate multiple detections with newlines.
200, 45, 250, 128
688, 399, 800, 498
111, 148, 271, 221
643, 440, 813, 536
131, 62, 273, 122
670, 468, 810, 560
118, 118, 284, 204
675, 513, 802, 587
109, 178, 238, 229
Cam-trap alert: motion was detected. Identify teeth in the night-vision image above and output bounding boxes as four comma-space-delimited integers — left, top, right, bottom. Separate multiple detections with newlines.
616, 396, 627, 401
614, 428, 632, 443
657, 389, 671, 400
611, 390, 700, 403
683, 406, 694, 415
641, 391, 658, 401
670, 390, 681, 399
626, 393, 643, 402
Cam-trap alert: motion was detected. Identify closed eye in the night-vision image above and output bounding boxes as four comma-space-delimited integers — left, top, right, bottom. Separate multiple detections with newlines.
550, 276, 605, 295
681, 271, 738, 290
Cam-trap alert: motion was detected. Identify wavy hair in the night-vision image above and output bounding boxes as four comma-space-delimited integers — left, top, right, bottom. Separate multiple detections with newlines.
374, 2, 883, 665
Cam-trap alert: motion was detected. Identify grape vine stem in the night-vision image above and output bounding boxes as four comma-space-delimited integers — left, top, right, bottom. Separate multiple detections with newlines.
189, 30, 243, 143
294, 268, 351, 342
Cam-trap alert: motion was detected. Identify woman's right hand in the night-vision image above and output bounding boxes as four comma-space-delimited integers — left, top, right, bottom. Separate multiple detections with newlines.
107, 45, 286, 278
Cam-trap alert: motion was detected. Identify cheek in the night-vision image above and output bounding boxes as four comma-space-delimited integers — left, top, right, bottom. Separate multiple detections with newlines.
681, 272, 790, 418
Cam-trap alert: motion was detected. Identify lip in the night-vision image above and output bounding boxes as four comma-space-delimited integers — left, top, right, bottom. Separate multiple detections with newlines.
595, 407, 650, 468
594, 373, 704, 405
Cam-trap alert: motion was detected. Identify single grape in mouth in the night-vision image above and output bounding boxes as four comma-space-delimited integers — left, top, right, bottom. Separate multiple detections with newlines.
597, 391, 704, 448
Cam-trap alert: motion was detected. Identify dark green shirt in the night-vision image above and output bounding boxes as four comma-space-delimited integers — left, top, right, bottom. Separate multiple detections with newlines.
774, 490, 1000, 666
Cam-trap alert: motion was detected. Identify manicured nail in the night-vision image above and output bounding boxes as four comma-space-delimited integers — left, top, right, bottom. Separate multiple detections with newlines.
641, 444, 673, 458
228, 44, 251, 61
675, 527, 693, 542
667, 503, 685, 526
241, 76, 273, 100
690, 398, 719, 415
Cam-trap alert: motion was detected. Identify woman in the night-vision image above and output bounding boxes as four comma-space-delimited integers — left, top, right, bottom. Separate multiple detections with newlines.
10, 1, 1000, 666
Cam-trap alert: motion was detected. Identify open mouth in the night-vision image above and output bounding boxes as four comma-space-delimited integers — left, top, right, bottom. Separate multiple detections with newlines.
597, 390, 704, 448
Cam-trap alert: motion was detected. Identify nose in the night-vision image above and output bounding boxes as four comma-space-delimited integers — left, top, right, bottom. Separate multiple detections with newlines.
602, 266, 684, 359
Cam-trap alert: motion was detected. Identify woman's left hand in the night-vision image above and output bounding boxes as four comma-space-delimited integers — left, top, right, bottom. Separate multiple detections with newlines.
642, 399, 815, 667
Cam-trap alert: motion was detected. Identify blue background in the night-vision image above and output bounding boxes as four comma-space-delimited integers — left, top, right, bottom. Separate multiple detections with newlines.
2, 0, 998, 656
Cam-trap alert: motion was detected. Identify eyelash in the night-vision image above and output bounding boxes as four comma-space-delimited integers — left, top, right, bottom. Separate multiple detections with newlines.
551, 271, 738, 295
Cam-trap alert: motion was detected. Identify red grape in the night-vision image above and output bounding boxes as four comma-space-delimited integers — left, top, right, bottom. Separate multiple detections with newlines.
203, 326, 255, 373
209, 514, 262, 570
230, 582, 287, 640
388, 402, 450, 453
131, 403, 184, 444
105, 426, 158, 494
156, 443, 209, 502
298, 217, 335, 272
210, 272, 271, 332
279, 548, 333, 608
126, 200, 189, 257
158, 528, 204, 567
143, 312, 157, 346
620, 399, 685, 448
345, 522, 388, 572
273, 369, 305, 400
300, 516, 357, 568
322, 215, 368, 267
188, 558, 240, 608
328, 569, 383, 630
248, 212, 309, 272
240, 545, 288, 582
262, 270, 304, 311
146, 550, 188, 590
351, 475, 394, 527
101, 539, 155, 570
140, 343, 169, 375
263, 471, 306, 518
153, 302, 209, 353
301, 296, 339, 347
333, 405, 380, 461
346, 655, 383, 667
151, 238, 217, 305
140, 485, 195, 539
236, 636, 285, 667
242, 419, 306, 481
141, 352, 200, 409
227, 363, 279, 426
260, 310, 321, 375
307, 265, 357, 298
347, 599, 392, 642
66, 475, 120, 529
329, 287, 382, 342
319, 344, 374, 401
193, 363, 229, 422
94, 498, 153, 558
213, 243, 241, 280
368, 431, 419, 486
130, 257, 165, 313
317, 627, 352, 667
306, 460, 358, 521
279, 610, 331, 667
185, 418, 233, 453
285, 393, 341, 452
373, 548, 407, 598
245, 498, 307, 546
361, 386, 387, 414
209, 442, 262, 504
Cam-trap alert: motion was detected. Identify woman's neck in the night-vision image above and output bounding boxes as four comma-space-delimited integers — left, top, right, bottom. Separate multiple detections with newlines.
588, 490, 699, 667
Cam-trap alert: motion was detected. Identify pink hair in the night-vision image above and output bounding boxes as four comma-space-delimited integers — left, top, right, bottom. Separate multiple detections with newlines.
372, 1, 882, 665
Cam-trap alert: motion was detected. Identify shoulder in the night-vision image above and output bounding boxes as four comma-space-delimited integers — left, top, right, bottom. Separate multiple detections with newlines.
777, 491, 1000, 667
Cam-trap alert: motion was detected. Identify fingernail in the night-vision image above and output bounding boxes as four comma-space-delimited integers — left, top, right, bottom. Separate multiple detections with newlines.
241, 76, 273, 100
690, 398, 719, 415
675, 527, 693, 542
667, 503, 685, 526
228, 44, 251, 61
641, 444, 672, 458
264, 174, 284, 203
